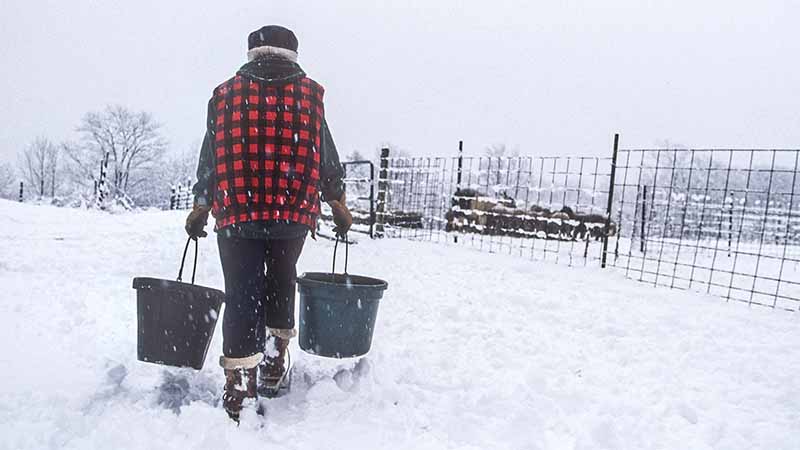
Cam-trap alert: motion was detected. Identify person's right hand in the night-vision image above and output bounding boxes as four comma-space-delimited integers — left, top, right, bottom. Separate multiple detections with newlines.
328, 198, 353, 236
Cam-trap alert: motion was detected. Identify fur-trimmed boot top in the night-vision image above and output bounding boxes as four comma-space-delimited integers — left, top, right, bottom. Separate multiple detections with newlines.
258, 328, 295, 397
220, 352, 263, 421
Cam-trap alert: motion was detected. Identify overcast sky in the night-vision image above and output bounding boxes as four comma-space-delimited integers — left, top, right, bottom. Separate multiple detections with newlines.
1, 0, 798, 165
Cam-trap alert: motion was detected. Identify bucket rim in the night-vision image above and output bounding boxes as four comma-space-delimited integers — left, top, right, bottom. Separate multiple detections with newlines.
132, 277, 226, 300
298, 272, 388, 291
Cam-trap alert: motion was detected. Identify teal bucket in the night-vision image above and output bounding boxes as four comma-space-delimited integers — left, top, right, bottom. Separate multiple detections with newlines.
297, 237, 388, 358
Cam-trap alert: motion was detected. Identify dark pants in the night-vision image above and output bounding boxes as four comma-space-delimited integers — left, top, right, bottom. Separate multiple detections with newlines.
217, 234, 306, 358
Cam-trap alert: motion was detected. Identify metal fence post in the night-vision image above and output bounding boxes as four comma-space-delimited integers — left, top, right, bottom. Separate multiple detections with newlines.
641, 184, 647, 253
456, 140, 464, 186
375, 147, 390, 237
454, 140, 464, 243
728, 192, 734, 257
601, 133, 619, 268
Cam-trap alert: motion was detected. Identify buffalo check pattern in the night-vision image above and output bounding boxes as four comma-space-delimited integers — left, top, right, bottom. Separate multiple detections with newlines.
210, 75, 324, 230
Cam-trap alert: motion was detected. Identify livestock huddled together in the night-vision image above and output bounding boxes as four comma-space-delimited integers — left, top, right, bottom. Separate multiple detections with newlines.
445, 189, 616, 241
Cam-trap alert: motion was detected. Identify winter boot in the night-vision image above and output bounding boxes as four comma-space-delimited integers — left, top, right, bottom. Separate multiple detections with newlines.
220, 353, 263, 421
258, 329, 294, 398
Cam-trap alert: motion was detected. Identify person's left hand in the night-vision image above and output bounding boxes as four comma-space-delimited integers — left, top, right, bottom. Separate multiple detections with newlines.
185, 205, 211, 239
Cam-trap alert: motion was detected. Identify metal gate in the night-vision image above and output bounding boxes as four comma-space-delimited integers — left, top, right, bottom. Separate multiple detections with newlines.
340, 160, 376, 238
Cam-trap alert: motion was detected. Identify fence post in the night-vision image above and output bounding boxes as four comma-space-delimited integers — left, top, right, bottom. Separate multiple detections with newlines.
601, 133, 619, 268
454, 140, 464, 243
456, 140, 464, 186
375, 147, 390, 237
97, 151, 109, 205
97, 160, 104, 203
185, 178, 192, 209
641, 184, 647, 253
18, 181, 23, 202
170, 186, 177, 210
728, 192, 734, 256
369, 161, 376, 238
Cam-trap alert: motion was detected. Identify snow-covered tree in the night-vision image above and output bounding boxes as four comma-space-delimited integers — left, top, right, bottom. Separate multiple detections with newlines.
482, 143, 520, 189
145, 141, 200, 209
64, 105, 168, 207
168, 140, 200, 185
19, 137, 60, 198
484, 143, 511, 158
0, 162, 16, 200
346, 150, 366, 162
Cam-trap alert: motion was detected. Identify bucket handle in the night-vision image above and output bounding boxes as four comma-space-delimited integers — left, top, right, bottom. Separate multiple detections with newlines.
332, 233, 349, 275
177, 237, 198, 284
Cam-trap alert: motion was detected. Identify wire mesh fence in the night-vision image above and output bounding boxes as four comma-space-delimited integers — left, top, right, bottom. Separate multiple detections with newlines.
608, 148, 800, 311
377, 143, 800, 312
382, 151, 614, 266
165, 140, 800, 312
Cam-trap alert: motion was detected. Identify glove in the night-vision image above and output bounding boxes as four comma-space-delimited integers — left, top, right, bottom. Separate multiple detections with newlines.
328, 198, 352, 237
185, 205, 211, 239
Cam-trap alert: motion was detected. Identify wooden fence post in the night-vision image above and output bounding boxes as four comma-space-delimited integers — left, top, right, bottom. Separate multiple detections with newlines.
375, 147, 390, 237
97, 151, 109, 204
170, 186, 177, 210
18, 181, 23, 202
185, 178, 192, 209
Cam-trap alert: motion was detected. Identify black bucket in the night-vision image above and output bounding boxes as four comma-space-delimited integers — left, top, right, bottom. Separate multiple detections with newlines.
298, 236, 388, 358
132, 238, 224, 370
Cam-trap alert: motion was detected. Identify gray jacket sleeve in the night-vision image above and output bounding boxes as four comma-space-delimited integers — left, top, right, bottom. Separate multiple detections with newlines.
192, 100, 216, 207
318, 117, 345, 202
191, 132, 215, 207
192, 102, 345, 206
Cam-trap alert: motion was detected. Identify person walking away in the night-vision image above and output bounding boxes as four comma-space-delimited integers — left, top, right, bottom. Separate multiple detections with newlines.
184, 25, 353, 421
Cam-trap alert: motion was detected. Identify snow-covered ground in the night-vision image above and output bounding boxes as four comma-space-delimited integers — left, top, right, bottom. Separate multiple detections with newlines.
0, 199, 797, 450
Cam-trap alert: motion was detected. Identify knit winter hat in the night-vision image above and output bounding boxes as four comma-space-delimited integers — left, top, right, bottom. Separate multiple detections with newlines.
247, 25, 298, 62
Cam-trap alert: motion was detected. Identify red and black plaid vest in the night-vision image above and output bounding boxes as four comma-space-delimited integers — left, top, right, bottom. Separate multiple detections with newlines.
210, 75, 324, 230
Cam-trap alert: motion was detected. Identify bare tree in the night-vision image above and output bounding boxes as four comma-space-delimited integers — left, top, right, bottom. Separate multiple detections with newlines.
49, 144, 59, 197
483, 143, 520, 187
347, 150, 366, 162
169, 140, 200, 185
484, 143, 509, 158
0, 162, 16, 199
144, 141, 200, 208
64, 105, 168, 206
19, 137, 59, 197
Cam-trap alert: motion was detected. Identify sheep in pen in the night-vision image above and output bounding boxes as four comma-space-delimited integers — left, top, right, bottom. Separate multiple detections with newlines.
445, 189, 616, 241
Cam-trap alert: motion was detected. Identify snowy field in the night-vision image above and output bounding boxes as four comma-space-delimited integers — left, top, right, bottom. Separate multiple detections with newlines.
0, 199, 798, 450
396, 229, 800, 312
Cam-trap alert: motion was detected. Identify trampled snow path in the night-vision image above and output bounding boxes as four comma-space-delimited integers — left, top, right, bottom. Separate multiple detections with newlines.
0, 199, 797, 450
